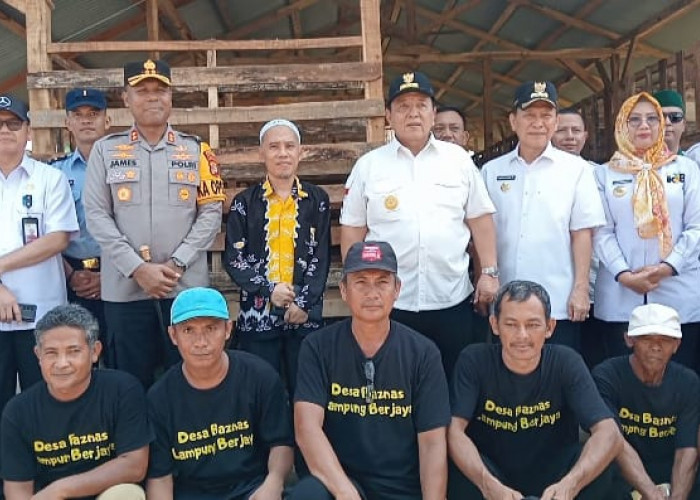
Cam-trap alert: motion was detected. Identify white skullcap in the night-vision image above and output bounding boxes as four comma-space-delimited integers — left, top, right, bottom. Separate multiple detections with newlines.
259, 119, 301, 144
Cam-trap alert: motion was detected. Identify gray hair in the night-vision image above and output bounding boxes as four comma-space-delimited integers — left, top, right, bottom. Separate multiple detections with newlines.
493, 280, 552, 321
34, 304, 100, 348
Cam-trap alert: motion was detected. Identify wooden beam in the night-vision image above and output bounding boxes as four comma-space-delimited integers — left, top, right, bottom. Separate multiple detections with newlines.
207, 50, 219, 149
30, 99, 386, 129
676, 51, 685, 93
381, 1, 402, 55
516, 0, 669, 59
386, 47, 617, 63
146, 0, 160, 59
28, 62, 382, 89
419, 0, 481, 36
693, 42, 700, 120
658, 59, 668, 89
220, 0, 321, 41
558, 59, 604, 92
2, 0, 26, 13
47, 36, 364, 54
26, 0, 53, 155
360, 0, 385, 143
217, 142, 376, 166
159, 0, 195, 40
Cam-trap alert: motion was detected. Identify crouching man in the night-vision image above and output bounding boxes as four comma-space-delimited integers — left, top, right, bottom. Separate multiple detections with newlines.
0, 304, 151, 500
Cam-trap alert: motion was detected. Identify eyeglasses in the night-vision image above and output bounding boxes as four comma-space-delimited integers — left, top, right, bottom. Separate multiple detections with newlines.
627, 115, 660, 128
363, 360, 375, 404
663, 111, 685, 124
0, 119, 24, 131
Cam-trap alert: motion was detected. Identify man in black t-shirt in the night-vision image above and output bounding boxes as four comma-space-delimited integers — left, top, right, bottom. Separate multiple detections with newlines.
291, 241, 450, 500
146, 287, 293, 500
593, 304, 700, 499
0, 304, 151, 500
448, 280, 622, 500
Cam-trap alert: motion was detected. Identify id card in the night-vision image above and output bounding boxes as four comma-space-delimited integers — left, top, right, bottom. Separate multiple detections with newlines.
21, 217, 39, 245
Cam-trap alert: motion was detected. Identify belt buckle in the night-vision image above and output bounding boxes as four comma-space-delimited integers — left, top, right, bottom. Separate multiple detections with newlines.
82, 258, 99, 270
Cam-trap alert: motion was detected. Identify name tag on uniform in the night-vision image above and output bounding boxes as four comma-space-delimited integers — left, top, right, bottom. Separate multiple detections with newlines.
612, 179, 633, 185
496, 175, 516, 181
667, 173, 685, 184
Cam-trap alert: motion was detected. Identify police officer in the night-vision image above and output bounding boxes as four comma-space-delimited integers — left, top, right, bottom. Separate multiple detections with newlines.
51, 88, 111, 362
84, 60, 225, 387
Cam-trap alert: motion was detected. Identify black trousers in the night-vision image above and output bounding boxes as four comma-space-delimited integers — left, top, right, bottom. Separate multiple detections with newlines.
547, 319, 582, 353
104, 299, 179, 388
391, 296, 474, 381
448, 443, 612, 499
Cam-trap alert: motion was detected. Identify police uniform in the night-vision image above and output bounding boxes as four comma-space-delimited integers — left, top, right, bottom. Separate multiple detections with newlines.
84, 61, 224, 387
50, 88, 110, 357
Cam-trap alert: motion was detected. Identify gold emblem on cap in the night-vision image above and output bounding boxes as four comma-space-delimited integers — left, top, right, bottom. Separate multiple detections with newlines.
399, 72, 420, 92
531, 81, 549, 99
403, 72, 414, 84
384, 194, 399, 210
117, 187, 131, 202
500, 182, 511, 192
179, 188, 190, 201
613, 186, 626, 197
143, 59, 156, 75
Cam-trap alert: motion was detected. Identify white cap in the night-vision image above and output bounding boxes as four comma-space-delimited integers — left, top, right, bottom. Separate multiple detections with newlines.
628, 304, 681, 339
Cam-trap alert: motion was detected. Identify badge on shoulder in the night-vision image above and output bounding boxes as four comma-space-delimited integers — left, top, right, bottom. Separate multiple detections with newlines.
21, 217, 39, 245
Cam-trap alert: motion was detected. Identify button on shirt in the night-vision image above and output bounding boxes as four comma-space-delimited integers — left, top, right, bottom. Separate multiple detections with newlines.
594, 156, 700, 322
51, 150, 101, 259
482, 143, 605, 319
340, 136, 495, 311
0, 156, 79, 330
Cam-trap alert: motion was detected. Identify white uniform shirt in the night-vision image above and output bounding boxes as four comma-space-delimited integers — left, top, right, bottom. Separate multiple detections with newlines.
482, 143, 605, 319
340, 136, 495, 311
685, 143, 700, 165
0, 156, 78, 330
593, 155, 700, 322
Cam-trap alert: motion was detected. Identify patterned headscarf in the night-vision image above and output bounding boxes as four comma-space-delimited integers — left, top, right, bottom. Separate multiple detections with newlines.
608, 92, 676, 257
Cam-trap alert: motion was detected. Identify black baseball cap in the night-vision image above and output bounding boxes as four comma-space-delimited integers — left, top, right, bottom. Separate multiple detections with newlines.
387, 71, 435, 106
513, 81, 558, 110
124, 59, 171, 87
343, 241, 398, 276
0, 95, 29, 122
65, 88, 107, 111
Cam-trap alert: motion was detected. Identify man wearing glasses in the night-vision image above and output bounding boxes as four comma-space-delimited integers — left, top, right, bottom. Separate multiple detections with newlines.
50, 88, 111, 363
652, 90, 687, 156
292, 241, 450, 500
0, 95, 78, 494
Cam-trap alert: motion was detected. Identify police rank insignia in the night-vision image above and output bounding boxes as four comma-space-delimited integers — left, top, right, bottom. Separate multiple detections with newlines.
187, 172, 196, 183
204, 149, 219, 176
126, 170, 136, 180
130, 129, 139, 142
117, 187, 131, 201
500, 183, 511, 192
179, 188, 190, 201
613, 186, 627, 197
384, 194, 399, 210
167, 131, 176, 144
531, 81, 548, 99
176, 171, 185, 181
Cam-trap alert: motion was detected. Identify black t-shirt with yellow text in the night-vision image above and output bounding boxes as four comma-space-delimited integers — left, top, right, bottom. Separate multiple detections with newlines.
451, 344, 612, 481
147, 350, 293, 496
294, 319, 450, 500
0, 370, 152, 496
593, 356, 700, 468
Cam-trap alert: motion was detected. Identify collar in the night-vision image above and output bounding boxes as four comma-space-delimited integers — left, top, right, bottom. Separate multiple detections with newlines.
262, 176, 308, 199
511, 141, 557, 165
19, 154, 35, 176
128, 124, 176, 145
390, 134, 437, 157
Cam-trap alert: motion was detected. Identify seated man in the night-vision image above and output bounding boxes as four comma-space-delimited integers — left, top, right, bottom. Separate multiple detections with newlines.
291, 241, 450, 500
0, 304, 150, 500
146, 287, 294, 500
448, 280, 622, 500
593, 304, 700, 499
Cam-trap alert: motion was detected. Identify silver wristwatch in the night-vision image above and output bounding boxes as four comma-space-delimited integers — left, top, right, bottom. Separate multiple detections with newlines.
481, 266, 499, 278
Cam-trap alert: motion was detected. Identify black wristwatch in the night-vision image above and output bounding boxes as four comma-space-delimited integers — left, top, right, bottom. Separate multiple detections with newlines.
171, 257, 187, 272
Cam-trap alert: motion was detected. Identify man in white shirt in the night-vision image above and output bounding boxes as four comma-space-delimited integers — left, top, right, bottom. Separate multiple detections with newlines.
340, 71, 498, 379
481, 81, 605, 352
0, 94, 78, 493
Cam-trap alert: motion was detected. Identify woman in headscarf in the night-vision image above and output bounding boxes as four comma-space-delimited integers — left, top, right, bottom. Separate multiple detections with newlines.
593, 91, 700, 369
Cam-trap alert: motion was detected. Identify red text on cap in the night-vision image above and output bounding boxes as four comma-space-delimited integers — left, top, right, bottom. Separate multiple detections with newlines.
361, 245, 382, 262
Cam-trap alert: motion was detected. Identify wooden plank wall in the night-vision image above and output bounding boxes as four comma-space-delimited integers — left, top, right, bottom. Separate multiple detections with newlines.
24, 0, 387, 317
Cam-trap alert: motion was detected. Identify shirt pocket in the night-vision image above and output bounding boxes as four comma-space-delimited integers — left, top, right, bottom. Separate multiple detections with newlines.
366, 180, 405, 222
168, 169, 199, 206
430, 180, 465, 216
106, 167, 142, 206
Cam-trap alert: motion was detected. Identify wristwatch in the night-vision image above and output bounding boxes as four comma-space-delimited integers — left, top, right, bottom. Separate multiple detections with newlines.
171, 257, 187, 272
481, 266, 499, 278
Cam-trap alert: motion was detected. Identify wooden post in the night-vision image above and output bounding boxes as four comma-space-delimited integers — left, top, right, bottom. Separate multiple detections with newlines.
207, 50, 219, 149
26, 0, 54, 156
482, 58, 493, 148
146, 0, 160, 60
360, 0, 384, 143
675, 51, 685, 94
693, 43, 700, 124
658, 59, 668, 89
